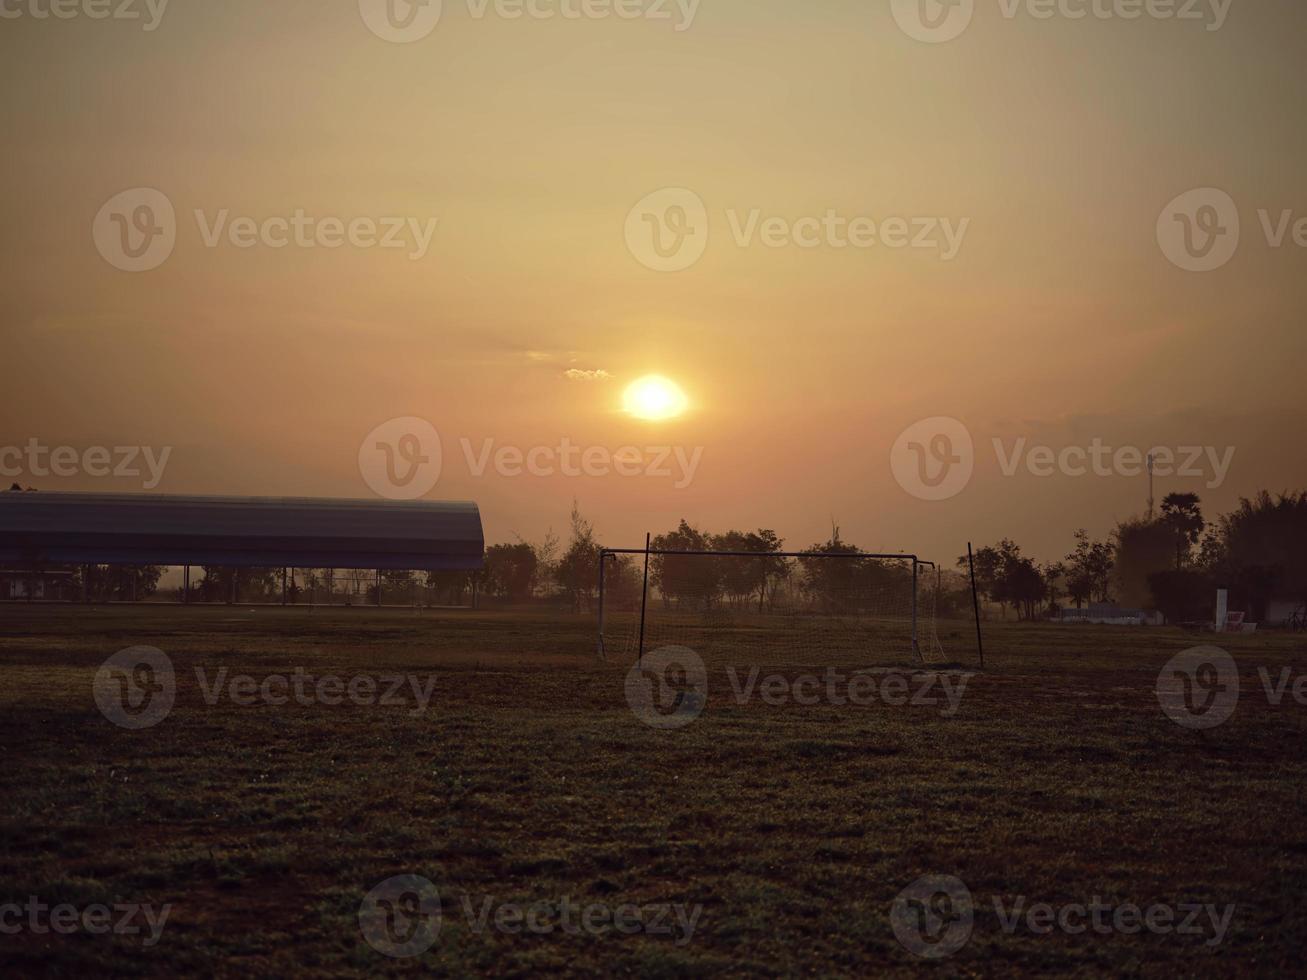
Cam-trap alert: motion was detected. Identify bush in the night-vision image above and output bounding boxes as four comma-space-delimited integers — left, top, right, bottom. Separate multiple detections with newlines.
1148, 568, 1212, 624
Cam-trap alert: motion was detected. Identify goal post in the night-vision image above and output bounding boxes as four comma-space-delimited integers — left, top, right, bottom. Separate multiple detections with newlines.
597, 547, 945, 667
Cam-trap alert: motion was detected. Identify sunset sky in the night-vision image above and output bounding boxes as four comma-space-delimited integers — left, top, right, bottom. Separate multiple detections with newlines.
2, 0, 1305, 562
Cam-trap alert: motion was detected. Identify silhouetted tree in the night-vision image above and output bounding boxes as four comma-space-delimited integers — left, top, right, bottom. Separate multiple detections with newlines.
1204, 491, 1307, 620
554, 501, 602, 613
1114, 519, 1176, 610
650, 520, 719, 610
1064, 530, 1115, 607
711, 529, 788, 612
484, 543, 539, 602
1148, 568, 1213, 624
1160, 493, 1205, 570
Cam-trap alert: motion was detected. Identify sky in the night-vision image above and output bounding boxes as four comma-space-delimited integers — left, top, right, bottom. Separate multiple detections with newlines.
2, 0, 1305, 563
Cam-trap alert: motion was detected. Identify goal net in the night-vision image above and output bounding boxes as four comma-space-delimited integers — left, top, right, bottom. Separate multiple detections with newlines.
598, 549, 947, 668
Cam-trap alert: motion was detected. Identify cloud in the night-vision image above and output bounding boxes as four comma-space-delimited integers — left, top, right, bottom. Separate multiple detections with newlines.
564, 369, 612, 382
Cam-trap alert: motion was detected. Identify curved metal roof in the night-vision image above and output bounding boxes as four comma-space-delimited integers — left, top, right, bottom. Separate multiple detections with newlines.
0, 492, 484, 570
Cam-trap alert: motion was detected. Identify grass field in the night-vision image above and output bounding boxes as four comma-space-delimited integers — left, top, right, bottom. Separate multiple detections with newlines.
1, 605, 1305, 977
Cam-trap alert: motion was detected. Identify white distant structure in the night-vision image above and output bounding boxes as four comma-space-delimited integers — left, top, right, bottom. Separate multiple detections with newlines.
1054, 603, 1163, 626
1215, 588, 1259, 633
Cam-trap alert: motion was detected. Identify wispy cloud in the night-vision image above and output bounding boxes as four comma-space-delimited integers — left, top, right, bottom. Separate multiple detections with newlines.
564, 368, 612, 382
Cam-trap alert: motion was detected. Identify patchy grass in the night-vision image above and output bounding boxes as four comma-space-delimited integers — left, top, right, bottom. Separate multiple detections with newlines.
0, 604, 1304, 976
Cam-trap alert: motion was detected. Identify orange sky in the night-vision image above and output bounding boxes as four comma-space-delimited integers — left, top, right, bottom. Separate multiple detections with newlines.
2, 0, 1305, 562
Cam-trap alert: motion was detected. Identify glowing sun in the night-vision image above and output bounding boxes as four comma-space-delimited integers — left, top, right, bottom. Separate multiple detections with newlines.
623, 375, 689, 421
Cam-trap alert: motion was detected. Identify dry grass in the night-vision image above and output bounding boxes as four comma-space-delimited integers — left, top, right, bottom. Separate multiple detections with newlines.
0, 604, 1304, 977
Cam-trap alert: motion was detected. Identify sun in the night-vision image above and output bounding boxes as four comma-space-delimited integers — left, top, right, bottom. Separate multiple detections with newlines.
623, 375, 689, 421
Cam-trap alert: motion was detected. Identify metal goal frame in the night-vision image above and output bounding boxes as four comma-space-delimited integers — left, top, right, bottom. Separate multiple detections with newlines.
597, 542, 939, 664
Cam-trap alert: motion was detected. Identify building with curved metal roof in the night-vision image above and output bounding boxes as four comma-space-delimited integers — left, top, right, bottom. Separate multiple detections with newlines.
0, 492, 484, 571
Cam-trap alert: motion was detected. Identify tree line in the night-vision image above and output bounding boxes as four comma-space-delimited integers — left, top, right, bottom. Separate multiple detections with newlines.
483, 511, 951, 617
9, 487, 1304, 624
965, 491, 1307, 624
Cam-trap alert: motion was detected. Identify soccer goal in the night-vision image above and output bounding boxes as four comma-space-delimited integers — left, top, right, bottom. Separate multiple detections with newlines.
597, 547, 946, 667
